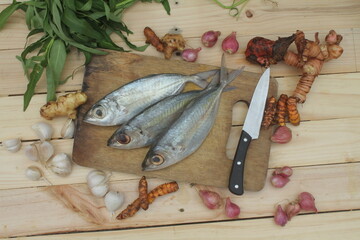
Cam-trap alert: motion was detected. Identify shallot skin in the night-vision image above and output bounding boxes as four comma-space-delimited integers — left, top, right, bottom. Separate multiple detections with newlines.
222, 32, 239, 54
201, 31, 221, 48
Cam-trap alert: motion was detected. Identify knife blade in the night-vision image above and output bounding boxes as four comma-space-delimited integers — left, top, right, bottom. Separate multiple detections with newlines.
228, 68, 271, 195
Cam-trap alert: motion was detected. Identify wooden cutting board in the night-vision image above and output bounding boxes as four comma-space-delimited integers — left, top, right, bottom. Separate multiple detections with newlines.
72, 52, 277, 192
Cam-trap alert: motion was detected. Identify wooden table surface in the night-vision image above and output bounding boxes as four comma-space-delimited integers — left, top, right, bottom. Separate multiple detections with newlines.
0, 0, 359, 239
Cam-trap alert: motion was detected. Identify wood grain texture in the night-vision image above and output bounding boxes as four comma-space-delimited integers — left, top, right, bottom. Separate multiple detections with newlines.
11, 211, 360, 240
0, 118, 358, 191
72, 52, 277, 191
1, 162, 359, 238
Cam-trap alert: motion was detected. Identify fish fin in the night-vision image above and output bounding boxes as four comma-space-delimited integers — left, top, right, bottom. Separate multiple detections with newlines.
220, 54, 228, 83
220, 66, 245, 89
207, 71, 221, 88
192, 69, 219, 88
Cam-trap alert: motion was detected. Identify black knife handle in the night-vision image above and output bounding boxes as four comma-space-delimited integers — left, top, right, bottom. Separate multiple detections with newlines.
228, 130, 252, 195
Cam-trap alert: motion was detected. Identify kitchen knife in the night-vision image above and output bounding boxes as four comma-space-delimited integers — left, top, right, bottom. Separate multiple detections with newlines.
228, 68, 271, 195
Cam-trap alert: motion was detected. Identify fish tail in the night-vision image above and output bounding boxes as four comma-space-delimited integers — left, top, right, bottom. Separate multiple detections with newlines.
191, 69, 219, 88
220, 66, 245, 90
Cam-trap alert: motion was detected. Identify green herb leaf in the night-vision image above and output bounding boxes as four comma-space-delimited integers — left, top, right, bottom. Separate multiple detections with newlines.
23, 63, 44, 111
0, 2, 23, 30
62, 8, 103, 41
161, 0, 171, 15
79, 0, 93, 11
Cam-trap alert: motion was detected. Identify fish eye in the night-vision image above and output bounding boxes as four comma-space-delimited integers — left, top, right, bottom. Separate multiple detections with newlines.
116, 134, 131, 144
94, 106, 106, 119
150, 154, 164, 165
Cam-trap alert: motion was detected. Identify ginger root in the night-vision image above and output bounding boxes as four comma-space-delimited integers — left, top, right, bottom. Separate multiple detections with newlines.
40, 92, 87, 120
144, 27, 185, 59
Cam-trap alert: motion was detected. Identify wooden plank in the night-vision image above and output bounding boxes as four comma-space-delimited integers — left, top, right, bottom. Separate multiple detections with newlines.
0, 118, 359, 190
0, 49, 85, 97
1, 70, 360, 141
0, 139, 138, 190
0, 0, 359, 47
10, 211, 360, 240
354, 28, 360, 71
227, 118, 360, 167
1, 162, 359, 237
231, 72, 360, 126
0, 33, 355, 97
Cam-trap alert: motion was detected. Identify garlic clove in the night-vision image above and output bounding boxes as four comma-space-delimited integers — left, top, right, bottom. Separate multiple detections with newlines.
31, 122, 53, 141
90, 184, 109, 197
87, 170, 109, 188
61, 118, 75, 139
47, 153, 72, 176
104, 191, 125, 213
3, 138, 21, 153
24, 144, 39, 161
25, 166, 43, 181
39, 141, 54, 162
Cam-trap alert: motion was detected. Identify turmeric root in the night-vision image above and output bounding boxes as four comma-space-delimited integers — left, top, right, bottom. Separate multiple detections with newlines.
116, 180, 179, 220
148, 181, 179, 204
275, 94, 288, 126
116, 198, 141, 220
139, 176, 149, 210
40, 91, 87, 120
287, 97, 300, 126
262, 96, 277, 129
144, 27, 186, 59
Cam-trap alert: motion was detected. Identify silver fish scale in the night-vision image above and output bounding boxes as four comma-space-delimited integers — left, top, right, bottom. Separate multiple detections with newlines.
155, 87, 221, 161
130, 91, 200, 132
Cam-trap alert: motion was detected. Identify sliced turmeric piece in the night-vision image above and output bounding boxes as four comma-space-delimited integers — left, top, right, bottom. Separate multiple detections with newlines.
139, 176, 149, 210
287, 97, 300, 126
275, 94, 288, 126
147, 181, 179, 204
262, 96, 277, 129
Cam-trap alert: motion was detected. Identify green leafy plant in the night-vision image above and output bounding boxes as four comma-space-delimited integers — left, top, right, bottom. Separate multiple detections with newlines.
0, 0, 170, 111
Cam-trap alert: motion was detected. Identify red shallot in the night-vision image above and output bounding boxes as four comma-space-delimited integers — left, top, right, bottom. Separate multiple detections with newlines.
198, 190, 222, 209
285, 202, 301, 220
271, 126, 292, 144
181, 47, 202, 62
274, 205, 288, 226
222, 32, 239, 54
273, 166, 293, 178
298, 192, 318, 212
225, 197, 240, 218
201, 30, 221, 47
270, 174, 290, 188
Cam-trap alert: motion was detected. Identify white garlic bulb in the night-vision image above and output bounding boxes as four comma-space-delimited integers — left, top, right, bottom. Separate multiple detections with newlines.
90, 184, 109, 198
39, 141, 54, 162
31, 122, 53, 141
47, 153, 72, 176
87, 169, 110, 197
25, 166, 43, 181
24, 144, 39, 161
3, 138, 21, 153
61, 118, 75, 139
104, 191, 125, 213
